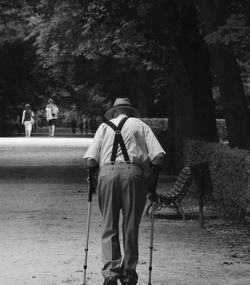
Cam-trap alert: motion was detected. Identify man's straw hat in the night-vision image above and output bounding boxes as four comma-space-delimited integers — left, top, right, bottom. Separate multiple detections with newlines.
104, 98, 140, 120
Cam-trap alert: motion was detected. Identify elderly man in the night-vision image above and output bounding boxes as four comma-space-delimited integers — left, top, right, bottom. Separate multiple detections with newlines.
84, 98, 165, 285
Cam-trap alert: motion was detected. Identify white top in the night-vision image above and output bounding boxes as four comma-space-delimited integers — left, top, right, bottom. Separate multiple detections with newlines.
46, 104, 59, 121
84, 114, 165, 168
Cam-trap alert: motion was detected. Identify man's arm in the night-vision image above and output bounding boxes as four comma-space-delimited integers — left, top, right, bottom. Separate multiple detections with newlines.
86, 158, 99, 199
151, 153, 165, 167
86, 158, 98, 168
148, 153, 165, 195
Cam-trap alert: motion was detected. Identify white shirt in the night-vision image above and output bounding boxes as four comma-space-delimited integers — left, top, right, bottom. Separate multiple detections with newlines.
46, 104, 59, 121
84, 114, 165, 168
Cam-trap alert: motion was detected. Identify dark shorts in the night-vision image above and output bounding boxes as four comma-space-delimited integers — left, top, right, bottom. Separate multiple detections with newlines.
48, 119, 57, 126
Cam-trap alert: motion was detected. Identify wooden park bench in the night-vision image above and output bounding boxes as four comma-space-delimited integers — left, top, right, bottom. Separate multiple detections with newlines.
146, 162, 212, 227
146, 166, 192, 220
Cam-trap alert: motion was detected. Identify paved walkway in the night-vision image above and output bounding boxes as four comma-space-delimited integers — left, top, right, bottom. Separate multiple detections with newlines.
0, 138, 249, 285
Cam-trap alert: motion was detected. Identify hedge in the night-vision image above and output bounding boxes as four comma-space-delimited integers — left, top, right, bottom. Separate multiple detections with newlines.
183, 139, 250, 217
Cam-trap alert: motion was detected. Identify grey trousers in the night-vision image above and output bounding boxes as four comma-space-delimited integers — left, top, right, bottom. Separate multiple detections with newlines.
97, 163, 147, 284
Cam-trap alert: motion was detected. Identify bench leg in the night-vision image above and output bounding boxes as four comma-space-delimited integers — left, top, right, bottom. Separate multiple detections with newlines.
179, 205, 186, 221
171, 202, 180, 219
145, 202, 152, 217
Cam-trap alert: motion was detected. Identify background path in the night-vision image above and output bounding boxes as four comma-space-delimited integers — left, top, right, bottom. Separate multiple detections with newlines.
0, 137, 249, 285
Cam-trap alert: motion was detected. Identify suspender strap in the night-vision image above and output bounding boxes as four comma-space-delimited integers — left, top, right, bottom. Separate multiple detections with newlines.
105, 117, 130, 165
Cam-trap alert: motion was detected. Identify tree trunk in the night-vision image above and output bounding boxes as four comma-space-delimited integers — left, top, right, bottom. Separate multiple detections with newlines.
165, 4, 219, 173
175, 5, 218, 142
136, 70, 153, 117
198, 0, 250, 149
168, 50, 198, 172
165, 3, 219, 173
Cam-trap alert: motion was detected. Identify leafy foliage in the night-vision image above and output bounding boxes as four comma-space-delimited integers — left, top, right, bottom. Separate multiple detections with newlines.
202, 1, 250, 111
0, 0, 27, 44
26, 0, 178, 72
205, 14, 250, 60
74, 83, 111, 114
1, 0, 250, 135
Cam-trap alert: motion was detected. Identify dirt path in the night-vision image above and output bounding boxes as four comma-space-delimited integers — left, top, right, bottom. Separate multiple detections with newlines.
0, 137, 249, 285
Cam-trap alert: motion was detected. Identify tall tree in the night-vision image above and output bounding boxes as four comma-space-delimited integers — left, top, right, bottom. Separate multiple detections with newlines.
198, 0, 250, 149
175, 3, 218, 142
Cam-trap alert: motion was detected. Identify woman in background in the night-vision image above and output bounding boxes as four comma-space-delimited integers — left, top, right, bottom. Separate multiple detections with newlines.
21, 104, 34, 138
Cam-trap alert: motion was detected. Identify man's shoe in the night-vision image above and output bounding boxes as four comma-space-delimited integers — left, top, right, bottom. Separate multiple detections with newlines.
103, 276, 118, 285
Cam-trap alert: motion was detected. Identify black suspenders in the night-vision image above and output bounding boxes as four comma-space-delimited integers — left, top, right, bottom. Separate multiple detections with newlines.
105, 117, 130, 165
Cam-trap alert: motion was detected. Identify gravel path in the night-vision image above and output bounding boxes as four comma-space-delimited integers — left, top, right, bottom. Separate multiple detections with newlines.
0, 137, 249, 285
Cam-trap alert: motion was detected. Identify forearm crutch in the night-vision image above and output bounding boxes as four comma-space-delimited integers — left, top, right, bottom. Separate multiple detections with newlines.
148, 166, 161, 285
83, 167, 96, 285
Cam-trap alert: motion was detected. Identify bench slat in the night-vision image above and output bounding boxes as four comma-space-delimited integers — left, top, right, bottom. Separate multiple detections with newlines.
175, 181, 187, 189
171, 185, 183, 193
176, 176, 188, 184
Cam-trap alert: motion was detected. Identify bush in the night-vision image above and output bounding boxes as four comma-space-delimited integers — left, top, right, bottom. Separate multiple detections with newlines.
183, 139, 250, 218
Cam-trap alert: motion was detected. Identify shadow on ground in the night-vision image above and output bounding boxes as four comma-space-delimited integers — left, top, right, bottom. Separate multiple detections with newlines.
0, 165, 85, 184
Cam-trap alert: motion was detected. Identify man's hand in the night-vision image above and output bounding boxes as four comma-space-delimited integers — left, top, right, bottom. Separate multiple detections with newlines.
147, 192, 159, 203
87, 165, 99, 194
148, 152, 165, 193
86, 158, 98, 168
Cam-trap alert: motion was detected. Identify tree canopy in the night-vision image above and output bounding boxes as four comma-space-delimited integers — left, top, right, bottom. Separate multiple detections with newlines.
1, 0, 250, 151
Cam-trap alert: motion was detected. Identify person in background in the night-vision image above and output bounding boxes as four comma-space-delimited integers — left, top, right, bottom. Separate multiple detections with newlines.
45, 98, 59, 137
96, 114, 104, 129
78, 114, 84, 134
84, 98, 165, 285
13, 113, 21, 135
21, 104, 34, 138
69, 105, 78, 134
82, 113, 88, 134
88, 114, 97, 134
